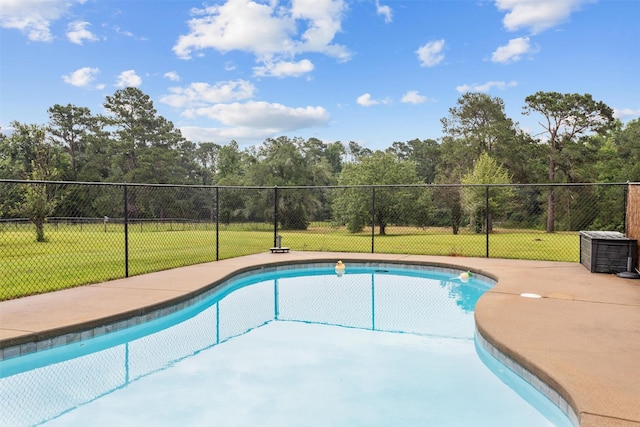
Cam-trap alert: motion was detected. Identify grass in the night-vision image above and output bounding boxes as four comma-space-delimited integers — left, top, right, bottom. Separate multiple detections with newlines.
0, 222, 579, 300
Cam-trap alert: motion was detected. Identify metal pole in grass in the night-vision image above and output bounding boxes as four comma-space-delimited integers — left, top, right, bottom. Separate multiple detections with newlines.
371, 186, 375, 254
216, 186, 219, 261
485, 185, 489, 258
273, 186, 279, 247
124, 184, 129, 277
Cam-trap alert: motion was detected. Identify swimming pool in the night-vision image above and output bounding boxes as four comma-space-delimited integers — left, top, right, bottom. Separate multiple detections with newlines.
0, 263, 573, 426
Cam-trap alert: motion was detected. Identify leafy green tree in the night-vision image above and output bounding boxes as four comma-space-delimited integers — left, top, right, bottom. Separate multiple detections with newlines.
245, 136, 313, 229
324, 141, 346, 175
441, 93, 513, 154
441, 92, 537, 183
47, 104, 97, 180
216, 141, 244, 181
102, 87, 191, 221
461, 153, 513, 233
214, 141, 248, 224
523, 91, 614, 232
297, 137, 339, 186
347, 141, 372, 162
103, 87, 185, 183
1, 127, 20, 180
176, 139, 203, 184
7, 122, 69, 241
387, 138, 440, 183
615, 119, 640, 181
295, 138, 340, 222
433, 184, 463, 235
333, 151, 422, 235
195, 142, 221, 185
77, 124, 113, 182
581, 119, 640, 231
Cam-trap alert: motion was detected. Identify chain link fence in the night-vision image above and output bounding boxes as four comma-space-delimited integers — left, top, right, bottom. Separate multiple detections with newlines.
0, 179, 630, 300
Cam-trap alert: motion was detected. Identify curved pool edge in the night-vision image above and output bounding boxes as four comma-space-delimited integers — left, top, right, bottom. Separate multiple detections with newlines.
2, 251, 640, 426
0, 257, 493, 357
474, 326, 579, 426
0, 255, 493, 356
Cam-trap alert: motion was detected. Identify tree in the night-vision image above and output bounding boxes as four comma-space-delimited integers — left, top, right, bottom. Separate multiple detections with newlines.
387, 138, 440, 183
245, 136, 313, 229
347, 141, 372, 162
461, 153, 514, 233
615, 119, 640, 181
324, 141, 346, 175
333, 151, 422, 235
433, 184, 463, 235
8, 122, 68, 242
47, 104, 96, 180
195, 142, 221, 185
216, 141, 243, 181
441, 93, 514, 154
523, 91, 614, 232
103, 87, 185, 183
441, 92, 537, 183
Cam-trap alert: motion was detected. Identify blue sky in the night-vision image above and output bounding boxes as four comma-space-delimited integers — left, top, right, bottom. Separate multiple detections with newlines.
1, 0, 639, 150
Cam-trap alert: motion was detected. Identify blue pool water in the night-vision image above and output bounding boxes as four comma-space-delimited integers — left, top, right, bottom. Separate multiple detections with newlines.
0, 264, 573, 426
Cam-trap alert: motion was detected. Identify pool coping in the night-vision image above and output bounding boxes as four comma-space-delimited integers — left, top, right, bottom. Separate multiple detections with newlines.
1, 252, 639, 426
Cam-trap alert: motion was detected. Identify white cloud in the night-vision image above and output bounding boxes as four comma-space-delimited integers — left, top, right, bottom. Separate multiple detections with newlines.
160, 80, 255, 108
253, 59, 314, 78
291, 0, 349, 59
356, 93, 391, 107
416, 39, 445, 67
164, 71, 180, 82
456, 80, 518, 93
401, 91, 427, 104
66, 20, 98, 45
173, 0, 293, 59
187, 101, 329, 127
614, 108, 640, 119
173, 0, 350, 72
356, 93, 378, 107
115, 70, 142, 87
179, 101, 330, 143
491, 37, 534, 63
62, 67, 100, 87
375, 0, 392, 23
495, 0, 593, 34
0, 0, 84, 42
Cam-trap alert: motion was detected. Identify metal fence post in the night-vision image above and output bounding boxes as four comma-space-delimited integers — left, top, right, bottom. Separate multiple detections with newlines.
215, 186, 219, 261
123, 184, 129, 277
273, 185, 279, 247
485, 185, 489, 258
624, 181, 629, 234
371, 186, 375, 253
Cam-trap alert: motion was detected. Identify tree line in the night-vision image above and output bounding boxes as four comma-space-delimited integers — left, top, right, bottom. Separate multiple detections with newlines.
1, 87, 638, 240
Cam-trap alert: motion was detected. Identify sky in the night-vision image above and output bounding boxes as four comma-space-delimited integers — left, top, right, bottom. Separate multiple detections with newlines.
1, 0, 639, 151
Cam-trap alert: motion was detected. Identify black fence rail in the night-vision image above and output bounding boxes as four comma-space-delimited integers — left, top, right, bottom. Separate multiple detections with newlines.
0, 179, 629, 300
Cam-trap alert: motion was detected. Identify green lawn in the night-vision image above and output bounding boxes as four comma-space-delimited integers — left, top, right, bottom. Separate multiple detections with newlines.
0, 222, 579, 300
